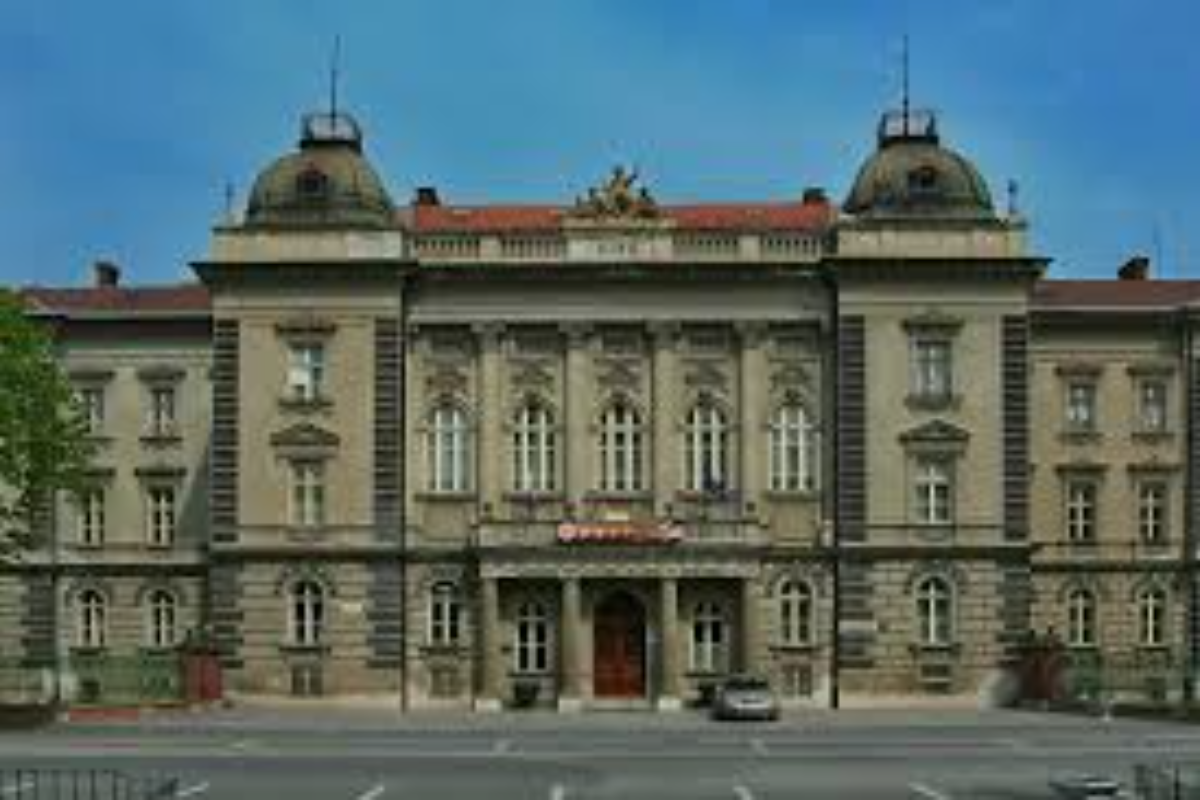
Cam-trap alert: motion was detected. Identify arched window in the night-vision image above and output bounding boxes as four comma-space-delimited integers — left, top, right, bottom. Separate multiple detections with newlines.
769, 402, 815, 492
599, 401, 645, 493
514, 601, 551, 674
145, 589, 179, 649
429, 403, 471, 493
76, 589, 107, 649
777, 579, 814, 646
690, 601, 727, 673
512, 401, 556, 493
1066, 587, 1097, 648
684, 401, 728, 493
1138, 587, 1168, 647
289, 580, 326, 647
915, 576, 954, 646
428, 582, 463, 647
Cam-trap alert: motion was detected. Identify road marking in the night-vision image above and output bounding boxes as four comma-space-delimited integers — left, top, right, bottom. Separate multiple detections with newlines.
1, 782, 33, 797
732, 784, 756, 800
354, 784, 386, 800
175, 782, 211, 799
493, 738, 512, 754
229, 739, 257, 751
749, 737, 769, 756
549, 783, 567, 800
908, 783, 952, 800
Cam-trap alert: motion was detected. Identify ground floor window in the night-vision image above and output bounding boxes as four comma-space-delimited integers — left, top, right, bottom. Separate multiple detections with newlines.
1066, 587, 1097, 648
1138, 587, 1167, 647
144, 589, 179, 649
690, 601, 726, 673
915, 576, 954, 646
428, 582, 463, 647
514, 601, 551, 674
75, 589, 107, 649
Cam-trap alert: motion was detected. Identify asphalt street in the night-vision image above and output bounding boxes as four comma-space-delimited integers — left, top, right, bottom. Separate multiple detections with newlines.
0, 708, 1196, 799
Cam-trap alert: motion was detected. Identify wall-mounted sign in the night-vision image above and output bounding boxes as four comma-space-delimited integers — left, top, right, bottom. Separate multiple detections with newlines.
557, 521, 683, 545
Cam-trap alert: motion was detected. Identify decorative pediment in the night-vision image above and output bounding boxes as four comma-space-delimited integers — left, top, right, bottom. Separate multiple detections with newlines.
510, 360, 555, 389
770, 364, 812, 391
570, 166, 659, 221
596, 360, 642, 390
425, 364, 469, 395
274, 315, 336, 339
270, 422, 340, 451
899, 420, 970, 446
902, 309, 964, 335
136, 365, 185, 384
684, 362, 728, 390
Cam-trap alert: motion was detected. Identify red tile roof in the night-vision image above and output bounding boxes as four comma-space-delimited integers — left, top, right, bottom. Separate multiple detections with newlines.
1033, 280, 1200, 309
410, 200, 834, 234
21, 284, 211, 317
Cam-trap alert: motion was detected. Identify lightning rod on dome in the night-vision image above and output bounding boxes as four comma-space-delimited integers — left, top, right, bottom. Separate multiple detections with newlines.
328, 34, 342, 124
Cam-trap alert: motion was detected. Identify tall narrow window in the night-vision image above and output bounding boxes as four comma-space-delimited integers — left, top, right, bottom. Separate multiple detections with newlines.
145, 590, 179, 649
289, 461, 326, 528
78, 387, 105, 434
769, 403, 815, 492
429, 404, 470, 493
690, 601, 726, 673
1138, 380, 1168, 433
1065, 382, 1097, 431
77, 488, 105, 547
1065, 481, 1097, 543
599, 401, 644, 493
1138, 481, 1168, 544
289, 580, 325, 647
428, 582, 463, 647
1138, 587, 1167, 647
287, 342, 326, 402
913, 457, 953, 525
76, 589, 107, 649
777, 580, 814, 647
514, 601, 551, 674
684, 402, 728, 493
1066, 588, 1097, 647
512, 401, 556, 493
146, 486, 177, 547
147, 386, 177, 436
912, 338, 953, 399
916, 576, 953, 646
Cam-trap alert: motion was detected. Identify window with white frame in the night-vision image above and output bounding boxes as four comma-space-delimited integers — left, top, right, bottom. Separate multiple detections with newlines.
777, 579, 814, 647
690, 601, 727, 673
1065, 481, 1098, 543
1138, 379, 1169, 432
77, 488, 105, 547
289, 460, 326, 528
1138, 481, 1168, 544
429, 404, 471, 493
146, 385, 177, 436
1066, 587, 1097, 647
1138, 587, 1168, 647
428, 582, 462, 647
599, 401, 644, 493
145, 486, 177, 547
512, 401, 556, 493
915, 576, 954, 646
684, 401, 728, 493
911, 337, 953, 399
514, 601, 551, 674
75, 589, 107, 649
288, 580, 325, 647
913, 457, 953, 525
769, 402, 815, 492
1065, 381, 1098, 431
145, 589, 179, 649
286, 342, 326, 402
78, 387, 105, 434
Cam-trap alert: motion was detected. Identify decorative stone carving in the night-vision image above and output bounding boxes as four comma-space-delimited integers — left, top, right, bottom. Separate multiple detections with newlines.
596, 359, 642, 391
571, 166, 659, 221
770, 363, 813, 391
510, 360, 555, 390
426, 364, 469, 395
270, 422, 341, 454
684, 361, 728, 391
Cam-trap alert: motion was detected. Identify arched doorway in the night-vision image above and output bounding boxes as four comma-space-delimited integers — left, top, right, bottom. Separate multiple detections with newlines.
593, 592, 647, 698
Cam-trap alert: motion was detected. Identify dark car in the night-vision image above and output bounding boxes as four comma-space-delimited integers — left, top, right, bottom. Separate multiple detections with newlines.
710, 675, 781, 721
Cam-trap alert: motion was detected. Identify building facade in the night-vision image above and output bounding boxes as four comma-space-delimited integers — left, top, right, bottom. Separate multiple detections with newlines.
5, 106, 1199, 709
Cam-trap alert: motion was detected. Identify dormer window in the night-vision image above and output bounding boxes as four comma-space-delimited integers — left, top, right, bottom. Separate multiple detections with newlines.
295, 167, 329, 201
908, 166, 939, 194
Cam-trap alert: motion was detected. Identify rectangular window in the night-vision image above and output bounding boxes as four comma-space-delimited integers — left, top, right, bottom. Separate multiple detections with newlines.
912, 338, 953, 399
146, 486, 177, 547
290, 461, 326, 528
1138, 380, 1168, 433
287, 343, 326, 402
147, 386, 177, 436
79, 387, 105, 434
1065, 481, 1097, 543
1065, 382, 1097, 431
1138, 481, 1168, 544
913, 457, 953, 525
77, 489, 105, 547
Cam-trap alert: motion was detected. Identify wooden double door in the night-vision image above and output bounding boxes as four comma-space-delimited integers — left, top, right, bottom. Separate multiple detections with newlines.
593, 592, 647, 698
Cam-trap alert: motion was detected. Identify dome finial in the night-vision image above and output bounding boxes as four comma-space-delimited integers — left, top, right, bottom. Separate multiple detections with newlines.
901, 33, 911, 136
328, 34, 342, 126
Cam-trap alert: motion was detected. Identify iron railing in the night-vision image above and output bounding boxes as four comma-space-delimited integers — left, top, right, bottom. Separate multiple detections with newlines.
0, 769, 179, 800
1134, 763, 1200, 800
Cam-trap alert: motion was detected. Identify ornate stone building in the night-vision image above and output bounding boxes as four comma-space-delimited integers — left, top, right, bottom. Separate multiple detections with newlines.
5, 105, 1199, 709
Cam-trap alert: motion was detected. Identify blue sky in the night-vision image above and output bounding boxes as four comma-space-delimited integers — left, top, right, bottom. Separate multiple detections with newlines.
1, 0, 1197, 285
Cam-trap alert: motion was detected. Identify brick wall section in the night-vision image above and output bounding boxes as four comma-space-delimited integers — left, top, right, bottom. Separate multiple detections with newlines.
366, 562, 404, 668
1002, 316, 1031, 542
210, 320, 239, 545
19, 573, 54, 665
208, 563, 243, 668
1188, 353, 1200, 668
373, 319, 402, 543
837, 316, 867, 543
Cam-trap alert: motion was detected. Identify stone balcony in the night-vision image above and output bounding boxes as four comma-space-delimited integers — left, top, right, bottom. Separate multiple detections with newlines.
472, 517, 768, 549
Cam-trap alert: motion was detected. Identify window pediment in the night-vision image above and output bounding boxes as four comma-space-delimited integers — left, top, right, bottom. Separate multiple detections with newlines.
270, 422, 340, 455
275, 315, 337, 340
899, 420, 970, 451
136, 365, 185, 385
902, 310, 964, 336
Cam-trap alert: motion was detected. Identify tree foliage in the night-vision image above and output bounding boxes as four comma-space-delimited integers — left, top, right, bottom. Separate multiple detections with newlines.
0, 290, 96, 558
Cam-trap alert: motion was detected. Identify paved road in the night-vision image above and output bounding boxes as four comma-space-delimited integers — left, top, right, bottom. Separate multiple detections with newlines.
0, 708, 1195, 798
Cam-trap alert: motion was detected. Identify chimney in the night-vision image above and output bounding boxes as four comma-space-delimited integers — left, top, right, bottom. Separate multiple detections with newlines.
802, 186, 828, 205
414, 186, 441, 207
1118, 255, 1151, 281
93, 260, 121, 288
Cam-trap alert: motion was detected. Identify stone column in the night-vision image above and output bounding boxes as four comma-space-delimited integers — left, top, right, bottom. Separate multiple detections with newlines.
475, 324, 504, 518
658, 577, 682, 709
476, 576, 504, 711
738, 323, 767, 513
741, 578, 764, 674
651, 324, 680, 515
558, 577, 583, 711
563, 325, 591, 508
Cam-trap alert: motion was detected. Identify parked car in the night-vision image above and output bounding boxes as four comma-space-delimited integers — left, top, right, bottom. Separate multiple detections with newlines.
710, 675, 780, 721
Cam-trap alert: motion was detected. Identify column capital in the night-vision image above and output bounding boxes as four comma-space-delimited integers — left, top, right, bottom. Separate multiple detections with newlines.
648, 321, 682, 345
734, 321, 769, 347
471, 321, 506, 343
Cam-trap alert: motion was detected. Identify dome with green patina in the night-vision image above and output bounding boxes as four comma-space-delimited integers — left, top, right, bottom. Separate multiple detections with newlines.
844, 110, 995, 221
244, 113, 396, 230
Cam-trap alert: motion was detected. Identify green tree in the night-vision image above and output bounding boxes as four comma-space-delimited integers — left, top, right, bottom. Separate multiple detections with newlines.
0, 289, 96, 558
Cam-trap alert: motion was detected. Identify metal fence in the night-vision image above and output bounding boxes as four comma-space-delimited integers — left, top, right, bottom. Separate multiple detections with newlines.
0, 654, 185, 707
0, 769, 179, 799
1134, 764, 1200, 800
